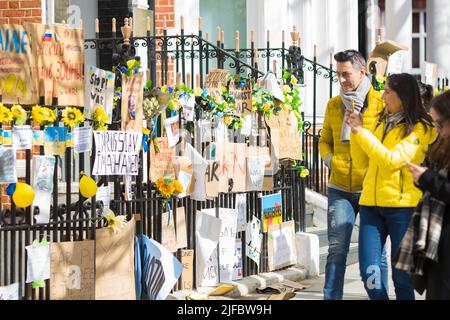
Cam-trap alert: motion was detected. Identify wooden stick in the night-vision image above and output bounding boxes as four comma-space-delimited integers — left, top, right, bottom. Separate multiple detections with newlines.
95, 18, 99, 33
180, 15, 184, 30
195, 74, 200, 88
112, 18, 116, 33
282, 30, 285, 43
267, 30, 270, 42
314, 45, 317, 58
216, 26, 221, 42
273, 60, 277, 76
251, 30, 254, 43
146, 69, 151, 83
221, 30, 225, 44
205, 32, 209, 41
198, 16, 202, 31
235, 31, 240, 52
52, 78, 58, 99
176, 72, 182, 87
186, 72, 191, 88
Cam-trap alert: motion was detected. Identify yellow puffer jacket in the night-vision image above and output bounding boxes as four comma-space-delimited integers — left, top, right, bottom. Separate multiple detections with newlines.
351, 120, 438, 207
319, 86, 385, 192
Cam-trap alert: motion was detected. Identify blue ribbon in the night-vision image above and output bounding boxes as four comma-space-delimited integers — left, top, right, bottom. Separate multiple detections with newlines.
153, 117, 158, 137
142, 134, 149, 153
6, 183, 16, 196
166, 200, 171, 226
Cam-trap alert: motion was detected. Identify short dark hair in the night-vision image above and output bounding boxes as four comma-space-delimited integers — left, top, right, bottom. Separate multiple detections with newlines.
417, 80, 434, 111
334, 50, 366, 69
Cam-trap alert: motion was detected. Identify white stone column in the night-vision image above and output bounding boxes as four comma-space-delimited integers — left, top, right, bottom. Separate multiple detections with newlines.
385, 0, 412, 72
427, 0, 450, 79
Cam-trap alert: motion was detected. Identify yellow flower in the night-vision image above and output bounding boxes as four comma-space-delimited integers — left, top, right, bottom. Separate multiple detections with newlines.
194, 87, 203, 96
31, 105, 56, 125
376, 75, 387, 83
102, 209, 127, 233
11, 105, 26, 120
126, 59, 138, 69
263, 103, 271, 112
0, 105, 13, 123
161, 85, 168, 93
213, 95, 222, 104
93, 106, 109, 124
286, 94, 293, 103
300, 169, 310, 178
142, 128, 150, 135
282, 85, 292, 93
281, 103, 289, 111
224, 116, 232, 126
155, 178, 165, 190
97, 125, 108, 131
171, 98, 182, 111
62, 107, 85, 128
173, 180, 184, 193
290, 75, 298, 85
159, 183, 175, 198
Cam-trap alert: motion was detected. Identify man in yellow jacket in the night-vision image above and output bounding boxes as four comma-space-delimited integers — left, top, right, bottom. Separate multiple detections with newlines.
319, 50, 386, 300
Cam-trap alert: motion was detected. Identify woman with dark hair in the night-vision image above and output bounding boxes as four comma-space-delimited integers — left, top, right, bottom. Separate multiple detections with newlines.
394, 90, 450, 300
345, 73, 438, 300
417, 81, 434, 112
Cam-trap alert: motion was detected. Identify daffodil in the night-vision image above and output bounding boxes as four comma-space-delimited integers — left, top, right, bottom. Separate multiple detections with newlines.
170, 98, 182, 111
300, 169, 309, 178
194, 87, 203, 96
62, 107, 85, 128
102, 209, 127, 233
142, 128, 150, 135
126, 59, 139, 69
0, 105, 13, 123
213, 95, 222, 104
290, 75, 298, 85
224, 116, 233, 126
263, 103, 271, 112
282, 85, 292, 93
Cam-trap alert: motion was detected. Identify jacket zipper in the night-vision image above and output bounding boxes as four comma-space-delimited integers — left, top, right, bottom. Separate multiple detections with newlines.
349, 157, 353, 191
399, 170, 404, 200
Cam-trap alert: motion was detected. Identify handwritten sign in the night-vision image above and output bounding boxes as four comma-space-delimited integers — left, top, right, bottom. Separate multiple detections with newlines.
96, 185, 111, 210
218, 143, 247, 193
85, 66, 115, 123
1, 129, 12, 146
26, 244, 51, 283
164, 115, 180, 148
262, 193, 283, 233
246, 216, 262, 266
73, 126, 92, 154
44, 126, 67, 156
182, 94, 196, 122
149, 137, 175, 182
32, 155, 55, 224
205, 143, 220, 198
233, 240, 243, 281
180, 249, 194, 290
229, 78, 252, 115
204, 69, 229, 97
184, 143, 208, 201
265, 109, 302, 160
162, 207, 188, 253
235, 193, 247, 232
268, 220, 297, 271
92, 131, 142, 176
0, 147, 18, 184
95, 218, 136, 300
121, 72, 144, 132
0, 283, 19, 300
246, 155, 266, 191
50, 240, 95, 300
25, 23, 85, 106
0, 24, 38, 104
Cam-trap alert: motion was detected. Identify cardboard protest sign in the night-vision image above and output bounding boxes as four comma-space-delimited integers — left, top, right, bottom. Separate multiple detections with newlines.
121, 72, 144, 132
217, 143, 247, 193
262, 192, 283, 233
247, 146, 275, 191
205, 143, 220, 198
233, 240, 243, 281
195, 211, 222, 288
95, 218, 136, 300
367, 40, 408, 77
184, 143, 208, 201
246, 216, 263, 266
268, 220, 297, 271
265, 109, 302, 160
0, 147, 18, 184
0, 24, 38, 104
73, 126, 92, 154
26, 244, 51, 283
204, 69, 229, 97
164, 115, 180, 148
141, 236, 184, 300
0, 283, 19, 300
12, 125, 33, 150
85, 66, 115, 123
92, 130, 142, 176
173, 156, 193, 198
25, 23, 84, 106
50, 240, 95, 300
202, 208, 238, 284
180, 249, 194, 290
246, 155, 266, 191
161, 207, 188, 253
149, 137, 176, 182
32, 155, 56, 224
229, 78, 252, 115
44, 126, 67, 156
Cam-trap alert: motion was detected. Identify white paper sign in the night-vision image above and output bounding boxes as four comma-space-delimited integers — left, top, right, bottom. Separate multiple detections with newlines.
195, 211, 222, 288
246, 155, 266, 191
241, 115, 252, 136
32, 156, 56, 224
26, 244, 51, 283
73, 126, 92, 154
184, 143, 208, 201
233, 240, 243, 281
246, 216, 262, 266
97, 185, 111, 210
164, 115, 180, 148
0, 283, 19, 300
0, 147, 18, 184
423, 62, 438, 87
386, 51, 405, 75
202, 247, 219, 287
177, 170, 192, 198
261, 72, 284, 101
182, 95, 196, 122
13, 125, 33, 150
85, 66, 115, 124
92, 131, 142, 176
202, 208, 238, 284
200, 120, 212, 143
235, 193, 247, 232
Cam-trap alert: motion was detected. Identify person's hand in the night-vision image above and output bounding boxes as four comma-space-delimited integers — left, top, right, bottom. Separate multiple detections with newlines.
345, 109, 363, 133
405, 161, 428, 185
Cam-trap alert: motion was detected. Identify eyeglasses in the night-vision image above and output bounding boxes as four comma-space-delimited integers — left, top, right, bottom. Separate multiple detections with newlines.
433, 118, 448, 129
334, 50, 366, 67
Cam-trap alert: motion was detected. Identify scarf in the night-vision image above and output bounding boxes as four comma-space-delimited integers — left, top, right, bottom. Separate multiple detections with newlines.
382, 111, 406, 140
393, 168, 448, 288
340, 76, 371, 143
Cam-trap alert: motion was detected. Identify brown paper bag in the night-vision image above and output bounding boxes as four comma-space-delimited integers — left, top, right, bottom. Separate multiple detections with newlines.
121, 72, 144, 132
162, 206, 188, 252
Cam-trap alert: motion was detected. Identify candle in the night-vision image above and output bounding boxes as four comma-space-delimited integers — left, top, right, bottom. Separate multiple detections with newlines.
186, 72, 191, 88
198, 16, 202, 31
235, 31, 240, 52
251, 30, 254, 43
95, 18, 99, 33
112, 18, 116, 33
196, 74, 200, 88
180, 16, 184, 30
216, 26, 221, 42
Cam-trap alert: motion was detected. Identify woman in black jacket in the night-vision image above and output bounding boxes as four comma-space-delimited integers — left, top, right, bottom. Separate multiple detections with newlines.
405, 90, 450, 299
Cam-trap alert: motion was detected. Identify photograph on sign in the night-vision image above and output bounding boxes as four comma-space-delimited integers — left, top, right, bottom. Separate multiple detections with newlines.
261, 193, 283, 233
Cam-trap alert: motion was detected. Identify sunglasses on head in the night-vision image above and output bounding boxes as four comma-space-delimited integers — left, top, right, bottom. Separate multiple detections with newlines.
335, 50, 365, 67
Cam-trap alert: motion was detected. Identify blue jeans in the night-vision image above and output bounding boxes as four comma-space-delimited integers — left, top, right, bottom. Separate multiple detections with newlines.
323, 188, 389, 300
359, 206, 415, 300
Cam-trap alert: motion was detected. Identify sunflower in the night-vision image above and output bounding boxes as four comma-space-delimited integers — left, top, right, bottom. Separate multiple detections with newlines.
159, 183, 175, 198
0, 105, 13, 123
93, 106, 109, 124
173, 180, 184, 193
155, 177, 165, 190
11, 105, 27, 123
31, 105, 56, 126
62, 107, 85, 128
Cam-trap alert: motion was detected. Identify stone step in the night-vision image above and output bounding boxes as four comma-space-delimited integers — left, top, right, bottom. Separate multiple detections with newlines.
319, 243, 359, 275
306, 226, 329, 248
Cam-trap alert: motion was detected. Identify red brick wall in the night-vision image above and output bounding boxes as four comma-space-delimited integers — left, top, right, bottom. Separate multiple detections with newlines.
0, 0, 42, 24
154, 0, 175, 85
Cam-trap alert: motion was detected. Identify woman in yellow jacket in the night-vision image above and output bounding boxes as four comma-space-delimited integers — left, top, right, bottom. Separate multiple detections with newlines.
346, 73, 438, 300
